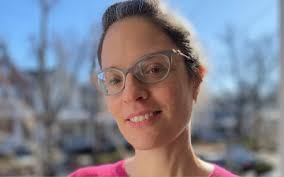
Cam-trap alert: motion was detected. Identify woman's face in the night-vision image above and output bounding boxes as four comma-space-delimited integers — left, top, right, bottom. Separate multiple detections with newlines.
101, 17, 198, 150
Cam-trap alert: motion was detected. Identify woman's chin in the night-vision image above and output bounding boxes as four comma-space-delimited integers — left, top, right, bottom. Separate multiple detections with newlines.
130, 142, 159, 151
125, 137, 165, 151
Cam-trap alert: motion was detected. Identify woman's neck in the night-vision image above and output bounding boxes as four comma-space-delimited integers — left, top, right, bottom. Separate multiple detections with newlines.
125, 128, 212, 177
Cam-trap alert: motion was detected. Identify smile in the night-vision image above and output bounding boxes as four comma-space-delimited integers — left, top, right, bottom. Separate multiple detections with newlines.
129, 112, 154, 122
126, 111, 162, 127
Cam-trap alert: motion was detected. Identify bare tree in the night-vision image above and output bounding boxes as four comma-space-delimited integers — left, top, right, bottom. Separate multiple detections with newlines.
32, 0, 59, 175
32, 0, 93, 175
245, 36, 278, 149
217, 26, 278, 147
219, 26, 249, 138
0, 41, 30, 97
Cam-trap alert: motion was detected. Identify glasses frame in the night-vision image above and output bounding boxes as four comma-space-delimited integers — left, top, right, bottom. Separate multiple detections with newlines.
94, 49, 194, 96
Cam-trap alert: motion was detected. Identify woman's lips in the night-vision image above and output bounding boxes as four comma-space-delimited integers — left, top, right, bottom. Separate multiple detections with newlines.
126, 111, 162, 128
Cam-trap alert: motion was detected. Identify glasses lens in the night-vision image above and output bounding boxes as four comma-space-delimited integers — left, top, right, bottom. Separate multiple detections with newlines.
97, 69, 124, 95
137, 54, 170, 83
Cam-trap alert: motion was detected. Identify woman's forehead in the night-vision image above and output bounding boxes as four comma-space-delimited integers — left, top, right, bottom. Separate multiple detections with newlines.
101, 17, 175, 68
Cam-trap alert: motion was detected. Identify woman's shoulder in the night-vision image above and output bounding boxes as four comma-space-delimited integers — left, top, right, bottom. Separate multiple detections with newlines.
209, 164, 239, 177
68, 160, 128, 177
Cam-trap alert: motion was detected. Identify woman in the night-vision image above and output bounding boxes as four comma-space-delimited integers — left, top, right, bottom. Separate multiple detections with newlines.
69, 0, 238, 176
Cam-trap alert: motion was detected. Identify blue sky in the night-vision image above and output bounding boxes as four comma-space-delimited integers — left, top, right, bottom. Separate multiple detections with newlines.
0, 0, 278, 88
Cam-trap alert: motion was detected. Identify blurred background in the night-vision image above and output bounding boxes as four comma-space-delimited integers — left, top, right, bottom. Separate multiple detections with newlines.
0, 0, 280, 176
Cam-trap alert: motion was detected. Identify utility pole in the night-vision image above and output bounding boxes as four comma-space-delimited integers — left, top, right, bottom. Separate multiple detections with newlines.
280, 0, 284, 175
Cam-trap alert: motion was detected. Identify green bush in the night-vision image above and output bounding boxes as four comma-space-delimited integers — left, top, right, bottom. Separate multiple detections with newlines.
254, 161, 273, 175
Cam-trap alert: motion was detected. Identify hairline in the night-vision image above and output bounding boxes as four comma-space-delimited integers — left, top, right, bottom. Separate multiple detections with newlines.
99, 16, 183, 67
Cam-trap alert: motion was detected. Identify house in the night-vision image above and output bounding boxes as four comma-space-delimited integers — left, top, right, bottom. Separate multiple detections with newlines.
0, 45, 36, 151
253, 107, 279, 149
0, 97, 35, 152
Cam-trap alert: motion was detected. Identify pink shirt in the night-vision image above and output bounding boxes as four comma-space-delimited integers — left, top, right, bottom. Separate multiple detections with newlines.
68, 160, 239, 177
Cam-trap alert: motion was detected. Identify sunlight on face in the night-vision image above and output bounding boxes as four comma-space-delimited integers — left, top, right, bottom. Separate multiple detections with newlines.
101, 17, 196, 150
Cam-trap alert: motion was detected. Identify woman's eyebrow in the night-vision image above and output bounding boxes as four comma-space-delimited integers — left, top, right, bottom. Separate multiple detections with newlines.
101, 50, 163, 70
102, 66, 119, 70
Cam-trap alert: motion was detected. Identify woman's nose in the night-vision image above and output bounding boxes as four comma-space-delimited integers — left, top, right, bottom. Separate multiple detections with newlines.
122, 74, 149, 104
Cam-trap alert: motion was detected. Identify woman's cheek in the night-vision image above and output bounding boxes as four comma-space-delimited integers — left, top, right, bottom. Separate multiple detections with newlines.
106, 98, 121, 118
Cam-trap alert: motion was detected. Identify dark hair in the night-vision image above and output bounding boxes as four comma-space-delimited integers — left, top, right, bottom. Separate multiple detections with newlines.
97, 0, 206, 85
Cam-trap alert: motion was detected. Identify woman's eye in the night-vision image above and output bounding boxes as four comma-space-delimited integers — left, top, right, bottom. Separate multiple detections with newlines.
108, 77, 122, 85
145, 64, 166, 74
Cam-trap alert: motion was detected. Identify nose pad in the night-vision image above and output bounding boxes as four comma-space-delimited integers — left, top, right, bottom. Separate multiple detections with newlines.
133, 72, 144, 83
122, 74, 148, 103
129, 66, 144, 83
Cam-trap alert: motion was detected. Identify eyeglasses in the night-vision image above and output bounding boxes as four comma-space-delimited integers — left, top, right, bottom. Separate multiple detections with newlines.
94, 49, 194, 96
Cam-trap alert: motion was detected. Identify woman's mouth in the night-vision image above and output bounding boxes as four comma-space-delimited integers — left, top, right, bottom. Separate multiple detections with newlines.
126, 111, 162, 127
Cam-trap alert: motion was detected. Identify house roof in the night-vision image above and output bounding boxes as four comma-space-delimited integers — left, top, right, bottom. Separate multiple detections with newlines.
0, 97, 34, 119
